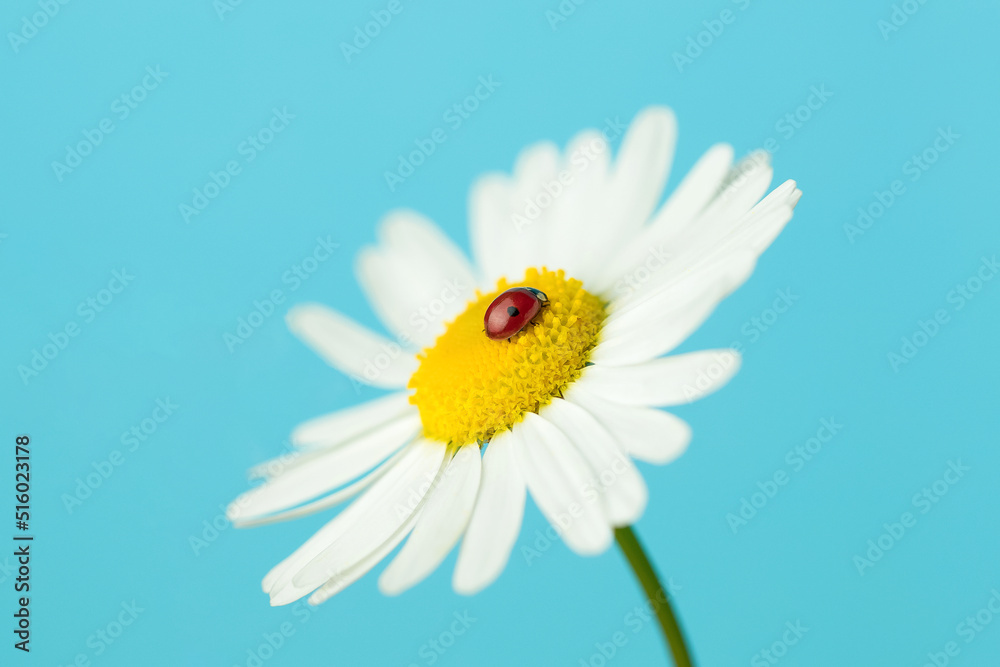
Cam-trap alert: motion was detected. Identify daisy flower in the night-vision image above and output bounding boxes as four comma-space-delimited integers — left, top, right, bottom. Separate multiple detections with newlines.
229, 105, 800, 663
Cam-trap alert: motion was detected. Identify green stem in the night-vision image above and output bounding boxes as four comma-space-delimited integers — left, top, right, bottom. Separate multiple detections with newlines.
614, 526, 694, 667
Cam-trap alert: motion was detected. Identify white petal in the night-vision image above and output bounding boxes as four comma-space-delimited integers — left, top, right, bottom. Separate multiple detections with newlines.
379, 445, 482, 595
466, 143, 562, 289
746, 177, 800, 213
593, 252, 756, 366
247, 448, 328, 482
567, 386, 691, 464
452, 430, 526, 595
681, 170, 795, 263
469, 173, 517, 287
642, 143, 735, 242
647, 202, 794, 303
579, 350, 741, 407
265, 439, 445, 605
539, 130, 615, 284
600, 152, 772, 302
229, 412, 422, 523
510, 142, 563, 272
286, 304, 418, 389
668, 151, 774, 258
710, 198, 796, 258
287, 439, 447, 597
540, 399, 647, 526
356, 210, 477, 348
291, 392, 415, 448
237, 447, 409, 528
512, 413, 612, 555
594, 143, 733, 294
306, 528, 410, 605
514, 142, 561, 197
608, 107, 678, 241
469, 108, 678, 290
609, 183, 797, 310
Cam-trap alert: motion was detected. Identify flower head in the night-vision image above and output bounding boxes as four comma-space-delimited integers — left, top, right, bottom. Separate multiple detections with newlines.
228, 106, 801, 605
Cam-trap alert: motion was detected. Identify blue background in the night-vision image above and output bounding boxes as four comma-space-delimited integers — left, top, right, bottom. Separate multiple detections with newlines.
3, 0, 999, 665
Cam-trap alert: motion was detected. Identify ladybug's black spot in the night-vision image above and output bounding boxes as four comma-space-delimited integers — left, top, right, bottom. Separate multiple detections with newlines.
507, 306, 520, 317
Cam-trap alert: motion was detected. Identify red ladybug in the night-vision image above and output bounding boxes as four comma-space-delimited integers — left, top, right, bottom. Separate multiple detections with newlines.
484, 287, 549, 340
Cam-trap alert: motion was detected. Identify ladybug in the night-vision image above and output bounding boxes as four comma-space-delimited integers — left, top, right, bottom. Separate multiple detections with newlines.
484, 287, 549, 340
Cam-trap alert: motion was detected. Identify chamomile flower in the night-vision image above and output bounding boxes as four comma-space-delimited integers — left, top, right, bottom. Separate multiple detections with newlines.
228, 106, 801, 608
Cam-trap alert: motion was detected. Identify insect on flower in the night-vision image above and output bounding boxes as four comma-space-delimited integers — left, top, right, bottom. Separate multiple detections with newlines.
483, 287, 549, 340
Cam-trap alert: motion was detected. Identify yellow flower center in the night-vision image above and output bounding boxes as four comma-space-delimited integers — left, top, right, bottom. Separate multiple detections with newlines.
408, 268, 606, 446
